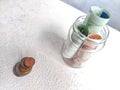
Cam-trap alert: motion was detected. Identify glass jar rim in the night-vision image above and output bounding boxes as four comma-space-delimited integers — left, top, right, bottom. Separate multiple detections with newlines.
73, 16, 109, 44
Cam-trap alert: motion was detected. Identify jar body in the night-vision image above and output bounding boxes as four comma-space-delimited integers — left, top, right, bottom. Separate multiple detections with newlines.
62, 26, 91, 68
62, 16, 109, 68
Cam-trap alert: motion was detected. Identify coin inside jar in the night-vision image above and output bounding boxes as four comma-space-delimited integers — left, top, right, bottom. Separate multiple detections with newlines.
88, 33, 102, 40
82, 34, 102, 50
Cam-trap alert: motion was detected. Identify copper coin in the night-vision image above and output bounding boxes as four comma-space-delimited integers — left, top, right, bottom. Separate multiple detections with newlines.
19, 64, 32, 72
22, 57, 35, 68
88, 34, 102, 40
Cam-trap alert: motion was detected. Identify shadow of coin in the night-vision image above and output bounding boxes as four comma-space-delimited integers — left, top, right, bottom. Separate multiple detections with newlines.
13, 62, 24, 77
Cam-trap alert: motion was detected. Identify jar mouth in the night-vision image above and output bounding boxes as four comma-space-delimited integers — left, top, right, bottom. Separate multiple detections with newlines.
73, 16, 109, 44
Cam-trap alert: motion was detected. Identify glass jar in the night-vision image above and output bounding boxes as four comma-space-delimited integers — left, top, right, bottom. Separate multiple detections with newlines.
62, 16, 109, 68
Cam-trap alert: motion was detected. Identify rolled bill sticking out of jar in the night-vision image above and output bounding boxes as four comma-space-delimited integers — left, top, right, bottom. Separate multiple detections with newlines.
83, 6, 110, 34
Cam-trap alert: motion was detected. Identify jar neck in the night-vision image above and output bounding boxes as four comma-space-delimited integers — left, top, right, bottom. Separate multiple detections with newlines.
73, 20, 109, 44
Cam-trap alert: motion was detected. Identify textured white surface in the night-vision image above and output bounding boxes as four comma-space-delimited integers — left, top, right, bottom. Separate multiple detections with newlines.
0, 0, 120, 90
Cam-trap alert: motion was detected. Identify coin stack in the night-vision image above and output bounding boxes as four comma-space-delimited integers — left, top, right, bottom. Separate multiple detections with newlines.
14, 57, 35, 76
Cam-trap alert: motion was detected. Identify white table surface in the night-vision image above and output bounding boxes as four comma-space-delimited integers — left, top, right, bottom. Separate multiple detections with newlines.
0, 0, 120, 90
